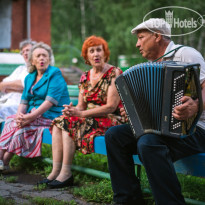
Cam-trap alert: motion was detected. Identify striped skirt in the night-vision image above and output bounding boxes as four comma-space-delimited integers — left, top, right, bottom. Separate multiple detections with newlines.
0, 114, 52, 158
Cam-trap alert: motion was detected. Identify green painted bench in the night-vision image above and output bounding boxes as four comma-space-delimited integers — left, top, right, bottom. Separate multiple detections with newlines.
0, 64, 24, 76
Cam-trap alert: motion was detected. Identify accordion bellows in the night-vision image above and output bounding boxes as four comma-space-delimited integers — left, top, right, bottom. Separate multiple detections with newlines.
115, 61, 203, 139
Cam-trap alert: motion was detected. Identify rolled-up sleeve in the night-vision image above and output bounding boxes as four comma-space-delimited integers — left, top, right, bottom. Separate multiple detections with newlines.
46, 70, 66, 106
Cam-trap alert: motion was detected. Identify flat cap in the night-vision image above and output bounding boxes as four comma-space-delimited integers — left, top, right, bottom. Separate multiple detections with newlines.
131, 18, 171, 36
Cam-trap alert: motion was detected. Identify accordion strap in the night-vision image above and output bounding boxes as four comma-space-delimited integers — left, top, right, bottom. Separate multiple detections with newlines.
153, 45, 184, 62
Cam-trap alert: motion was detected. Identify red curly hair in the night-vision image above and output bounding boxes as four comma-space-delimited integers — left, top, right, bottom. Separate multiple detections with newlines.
81, 35, 110, 65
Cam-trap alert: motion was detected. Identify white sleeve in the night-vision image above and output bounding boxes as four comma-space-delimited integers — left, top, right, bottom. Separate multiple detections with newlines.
2, 65, 28, 87
2, 66, 22, 82
19, 67, 29, 87
180, 47, 205, 85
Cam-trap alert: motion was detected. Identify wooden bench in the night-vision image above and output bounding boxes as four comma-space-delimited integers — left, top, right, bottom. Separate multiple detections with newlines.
42, 85, 205, 177
1, 84, 205, 204
1, 84, 205, 178
41, 84, 79, 144
0, 85, 79, 133
0, 63, 24, 81
42, 86, 205, 204
0, 64, 24, 76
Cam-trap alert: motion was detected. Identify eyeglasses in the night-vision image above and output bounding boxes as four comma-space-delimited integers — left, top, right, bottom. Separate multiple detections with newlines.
21, 49, 30, 55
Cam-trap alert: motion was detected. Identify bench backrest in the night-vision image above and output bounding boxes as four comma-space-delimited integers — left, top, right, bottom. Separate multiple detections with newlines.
67, 84, 79, 106
0, 64, 24, 76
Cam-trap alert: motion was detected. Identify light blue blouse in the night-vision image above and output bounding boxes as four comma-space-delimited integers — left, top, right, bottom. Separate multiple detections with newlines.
21, 65, 70, 120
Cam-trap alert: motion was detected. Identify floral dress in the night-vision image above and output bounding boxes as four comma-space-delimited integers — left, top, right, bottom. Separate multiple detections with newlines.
52, 66, 125, 154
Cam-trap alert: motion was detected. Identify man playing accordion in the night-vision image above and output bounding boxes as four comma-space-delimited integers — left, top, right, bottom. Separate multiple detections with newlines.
105, 18, 205, 205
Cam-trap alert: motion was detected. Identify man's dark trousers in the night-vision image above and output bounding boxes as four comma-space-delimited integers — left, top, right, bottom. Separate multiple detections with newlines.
105, 124, 205, 205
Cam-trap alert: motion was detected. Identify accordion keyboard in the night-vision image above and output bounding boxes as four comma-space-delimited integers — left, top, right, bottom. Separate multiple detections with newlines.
170, 72, 185, 133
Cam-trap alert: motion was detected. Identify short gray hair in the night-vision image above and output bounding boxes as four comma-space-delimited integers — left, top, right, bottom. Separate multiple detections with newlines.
19, 39, 36, 53
27, 42, 55, 73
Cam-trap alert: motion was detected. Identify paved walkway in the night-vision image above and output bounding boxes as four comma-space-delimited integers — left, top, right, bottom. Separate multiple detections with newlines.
0, 172, 92, 205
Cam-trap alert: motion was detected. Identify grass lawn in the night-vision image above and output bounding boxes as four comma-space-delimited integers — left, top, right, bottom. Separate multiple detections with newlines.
8, 144, 205, 205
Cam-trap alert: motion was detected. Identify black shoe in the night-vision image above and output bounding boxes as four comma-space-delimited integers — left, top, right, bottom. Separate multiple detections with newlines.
114, 203, 128, 205
47, 175, 74, 189
37, 178, 54, 185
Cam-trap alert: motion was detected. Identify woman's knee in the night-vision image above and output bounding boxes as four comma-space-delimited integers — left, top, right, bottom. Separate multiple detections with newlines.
52, 125, 62, 136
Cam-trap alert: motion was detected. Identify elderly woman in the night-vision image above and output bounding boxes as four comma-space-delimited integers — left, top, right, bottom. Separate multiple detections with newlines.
0, 42, 70, 171
40, 35, 125, 189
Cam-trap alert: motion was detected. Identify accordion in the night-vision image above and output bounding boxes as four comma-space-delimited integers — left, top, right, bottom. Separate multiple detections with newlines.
115, 61, 203, 139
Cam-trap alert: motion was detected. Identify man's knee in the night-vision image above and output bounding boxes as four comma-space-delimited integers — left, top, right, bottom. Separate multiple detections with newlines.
105, 124, 137, 152
105, 125, 119, 144
137, 134, 161, 156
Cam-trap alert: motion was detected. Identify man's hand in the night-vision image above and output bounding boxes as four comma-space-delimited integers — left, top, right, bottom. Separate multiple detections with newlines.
0, 80, 23, 93
0, 82, 6, 93
172, 96, 199, 120
120, 107, 128, 122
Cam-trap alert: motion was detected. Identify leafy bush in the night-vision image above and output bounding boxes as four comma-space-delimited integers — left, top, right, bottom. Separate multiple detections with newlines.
73, 151, 109, 172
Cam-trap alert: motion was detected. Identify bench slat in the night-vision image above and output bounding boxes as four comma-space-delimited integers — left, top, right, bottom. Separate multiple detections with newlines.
0, 64, 24, 75
42, 130, 205, 178
67, 85, 79, 106
93, 135, 205, 178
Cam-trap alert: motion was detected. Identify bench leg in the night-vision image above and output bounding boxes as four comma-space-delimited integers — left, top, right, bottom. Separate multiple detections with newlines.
135, 164, 142, 180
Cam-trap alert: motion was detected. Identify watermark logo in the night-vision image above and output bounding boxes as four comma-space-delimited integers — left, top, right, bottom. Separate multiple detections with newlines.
165, 10, 173, 26
197, 15, 205, 27
143, 6, 204, 36
165, 10, 197, 29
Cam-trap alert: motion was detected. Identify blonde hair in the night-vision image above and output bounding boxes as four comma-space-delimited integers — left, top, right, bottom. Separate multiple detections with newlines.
27, 42, 54, 73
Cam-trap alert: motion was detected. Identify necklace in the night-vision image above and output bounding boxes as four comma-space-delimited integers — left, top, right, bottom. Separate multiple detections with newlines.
91, 66, 106, 80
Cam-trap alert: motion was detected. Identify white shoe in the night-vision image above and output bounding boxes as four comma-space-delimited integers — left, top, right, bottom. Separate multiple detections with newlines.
0, 160, 4, 170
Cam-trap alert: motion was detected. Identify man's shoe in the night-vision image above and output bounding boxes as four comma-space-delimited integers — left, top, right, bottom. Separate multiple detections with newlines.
114, 197, 145, 205
114, 203, 129, 205
37, 178, 54, 185
48, 175, 74, 189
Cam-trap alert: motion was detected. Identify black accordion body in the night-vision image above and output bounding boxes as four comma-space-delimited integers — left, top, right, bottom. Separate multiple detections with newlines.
115, 61, 203, 139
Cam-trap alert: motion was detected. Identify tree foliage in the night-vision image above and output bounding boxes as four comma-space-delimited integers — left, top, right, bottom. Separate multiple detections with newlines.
51, 0, 205, 68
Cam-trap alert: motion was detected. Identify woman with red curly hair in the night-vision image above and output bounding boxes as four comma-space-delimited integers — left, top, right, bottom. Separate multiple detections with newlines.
38, 35, 125, 188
